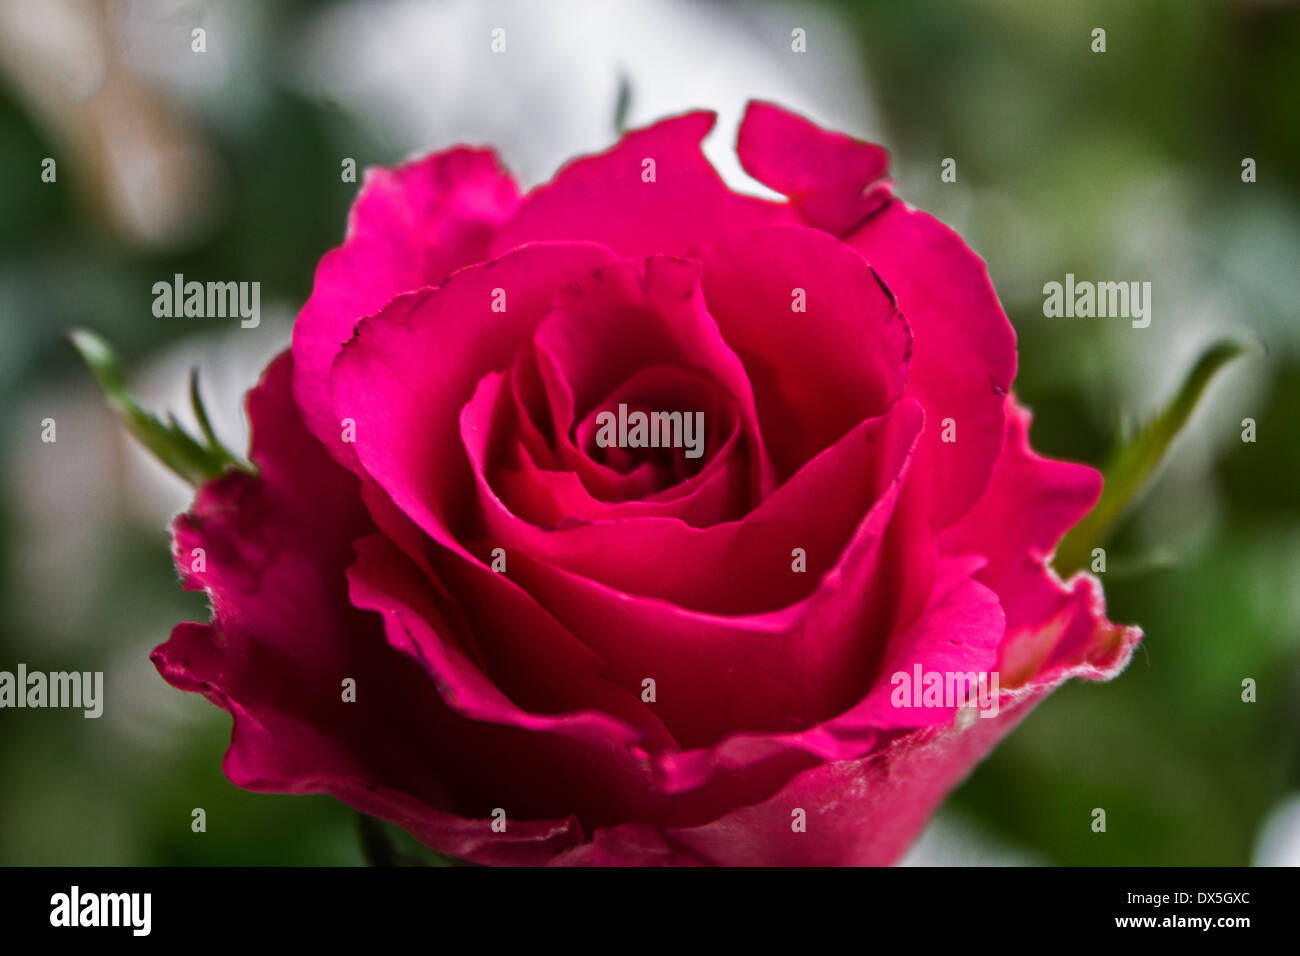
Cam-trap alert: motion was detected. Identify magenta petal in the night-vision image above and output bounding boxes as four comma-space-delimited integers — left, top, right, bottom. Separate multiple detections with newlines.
490, 111, 793, 258
736, 100, 892, 234
848, 200, 1017, 528
157, 616, 584, 865
527, 255, 774, 503
466, 401, 925, 750
151, 354, 587, 865
477, 369, 751, 528
467, 393, 924, 619
657, 610, 1139, 866
660, 696, 1043, 866
566, 365, 743, 501
846, 556, 1003, 729
615, 594, 1135, 866
701, 224, 912, 478
330, 241, 618, 556
293, 148, 520, 465
937, 396, 1140, 686
346, 533, 686, 828
351, 466, 674, 759
941, 398, 1102, 632
343, 415, 678, 760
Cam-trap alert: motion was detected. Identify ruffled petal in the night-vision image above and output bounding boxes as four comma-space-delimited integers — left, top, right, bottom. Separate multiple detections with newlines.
940, 398, 1101, 632
490, 111, 793, 258
293, 148, 520, 465
152, 353, 590, 865
736, 100, 892, 234
575, 594, 1137, 866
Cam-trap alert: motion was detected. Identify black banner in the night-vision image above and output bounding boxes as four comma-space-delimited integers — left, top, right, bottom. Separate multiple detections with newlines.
0, 866, 1274, 942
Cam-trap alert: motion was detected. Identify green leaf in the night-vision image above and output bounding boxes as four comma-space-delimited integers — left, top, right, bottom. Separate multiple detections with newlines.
68, 329, 252, 487
189, 367, 240, 463
613, 74, 632, 134
1054, 339, 1248, 576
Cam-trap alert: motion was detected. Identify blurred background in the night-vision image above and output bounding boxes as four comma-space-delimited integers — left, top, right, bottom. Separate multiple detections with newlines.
0, 0, 1297, 865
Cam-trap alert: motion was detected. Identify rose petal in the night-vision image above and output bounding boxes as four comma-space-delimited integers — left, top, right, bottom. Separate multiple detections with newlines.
490, 111, 792, 258
736, 100, 892, 234
467, 388, 924, 618
847, 200, 1017, 528
577, 598, 1138, 866
525, 256, 773, 504
462, 400, 926, 751
700, 224, 912, 478
152, 353, 590, 865
843, 555, 1004, 730
347, 533, 683, 826
330, 241, 618, 556
569, 365, 741, 499
293, 148, 520, 465
940, 398, 1102, 632
478, 368, 752, 527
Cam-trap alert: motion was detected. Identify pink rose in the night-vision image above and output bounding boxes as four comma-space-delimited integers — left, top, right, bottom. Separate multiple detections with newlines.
154, 102, 1141, 865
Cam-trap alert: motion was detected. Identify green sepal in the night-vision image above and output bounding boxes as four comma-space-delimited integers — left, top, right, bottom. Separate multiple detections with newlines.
1055, 339, 1248, 576
68, 328, 252, 487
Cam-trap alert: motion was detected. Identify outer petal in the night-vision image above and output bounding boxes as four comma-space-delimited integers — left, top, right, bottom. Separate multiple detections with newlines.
346, 532, 680, 829
848, 199, 1017, 529
940, 398, 1102, 632
151, 353, 589, 865
937, 396, 1139, 687
561, 605, 1139, 867
736, 100, 892, 234
490, 111, 793, 258
732, 101, 1015, 527
293, 148, 520, 465
660, 687, 1050, 866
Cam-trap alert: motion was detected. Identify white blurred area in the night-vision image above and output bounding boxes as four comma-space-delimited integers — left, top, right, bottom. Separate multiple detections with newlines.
1253, 793, 1300, 866
289, 0, 880, 193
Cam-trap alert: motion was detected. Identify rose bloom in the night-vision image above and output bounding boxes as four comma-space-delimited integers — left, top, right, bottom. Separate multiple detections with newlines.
154, 102, 1140, 866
